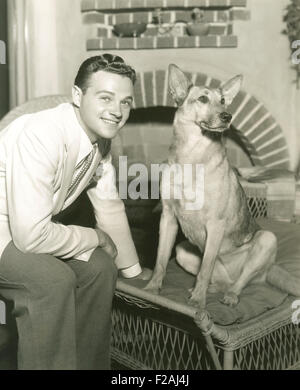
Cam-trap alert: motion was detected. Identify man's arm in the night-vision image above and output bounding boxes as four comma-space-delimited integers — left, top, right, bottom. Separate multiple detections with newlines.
6, 122, 99, 259
86, 155, 142, 278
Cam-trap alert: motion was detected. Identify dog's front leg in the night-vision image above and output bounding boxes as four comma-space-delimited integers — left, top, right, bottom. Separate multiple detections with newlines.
190, 220, 225, 309
144, 203, 178, 293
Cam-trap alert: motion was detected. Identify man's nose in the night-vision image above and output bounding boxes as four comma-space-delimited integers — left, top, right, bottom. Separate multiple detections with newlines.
110, 104, 122, 119
219, 112, 232, 123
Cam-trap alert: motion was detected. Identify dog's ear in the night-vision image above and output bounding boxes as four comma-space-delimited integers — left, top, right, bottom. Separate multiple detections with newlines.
220, 75, 243, 106
168, 64, 193, 106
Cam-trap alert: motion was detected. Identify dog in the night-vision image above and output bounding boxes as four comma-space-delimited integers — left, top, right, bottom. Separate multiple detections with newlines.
145, 64, 300, 309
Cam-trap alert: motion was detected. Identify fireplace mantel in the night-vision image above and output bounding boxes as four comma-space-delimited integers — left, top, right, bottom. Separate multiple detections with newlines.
81, 0, 250, 50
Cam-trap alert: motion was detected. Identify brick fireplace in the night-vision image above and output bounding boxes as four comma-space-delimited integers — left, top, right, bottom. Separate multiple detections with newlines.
82, 0, 250, 50
125, 69, 290, 169
80, 0, 291, 171
9, 0, 296, 171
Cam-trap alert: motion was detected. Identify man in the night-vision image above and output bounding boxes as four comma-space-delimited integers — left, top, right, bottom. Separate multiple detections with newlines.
0, 54, 149, 370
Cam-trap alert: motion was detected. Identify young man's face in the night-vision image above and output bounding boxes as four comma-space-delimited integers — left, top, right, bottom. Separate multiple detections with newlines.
73, 70, 134, 143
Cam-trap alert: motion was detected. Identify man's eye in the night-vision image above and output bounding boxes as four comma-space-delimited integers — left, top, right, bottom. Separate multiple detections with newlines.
121, 100, 132, 108
100, 96, 111, 102
221, 97, 225, 105
198, 95, 209, 104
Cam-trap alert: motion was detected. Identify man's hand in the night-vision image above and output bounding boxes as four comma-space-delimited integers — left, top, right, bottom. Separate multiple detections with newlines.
95, 229, 118, 259
133, 268, 153, 281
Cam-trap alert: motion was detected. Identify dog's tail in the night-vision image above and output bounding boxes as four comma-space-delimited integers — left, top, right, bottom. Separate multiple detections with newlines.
267, 264, 300, 297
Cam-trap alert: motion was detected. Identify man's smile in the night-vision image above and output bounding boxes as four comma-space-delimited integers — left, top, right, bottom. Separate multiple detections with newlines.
101, 118, 121, 125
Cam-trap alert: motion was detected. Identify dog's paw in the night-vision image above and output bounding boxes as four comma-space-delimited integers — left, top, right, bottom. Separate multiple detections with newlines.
143, 280, 161, 294
221, 292, 239, 307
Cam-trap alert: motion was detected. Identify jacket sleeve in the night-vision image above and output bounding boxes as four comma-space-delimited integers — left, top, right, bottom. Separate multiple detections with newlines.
86, 154, 141, 272
6, 122, 99, 259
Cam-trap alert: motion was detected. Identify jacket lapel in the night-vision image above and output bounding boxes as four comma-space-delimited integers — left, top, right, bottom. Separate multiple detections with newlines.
62, 150, 101, 210
53, 138, 80, 215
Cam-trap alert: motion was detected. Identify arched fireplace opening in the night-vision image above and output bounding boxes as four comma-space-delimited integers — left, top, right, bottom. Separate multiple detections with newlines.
119, 70, 290, 171
118, 106, 253, 172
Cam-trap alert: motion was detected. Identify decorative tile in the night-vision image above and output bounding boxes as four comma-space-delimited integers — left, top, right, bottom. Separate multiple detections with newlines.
220, 35, 238, 46
177, 36, 196, 48
82, 0, 248, 10
137, 37, 155, 49
156, 36, 174, 48
230, 9, 251, 20
101, 38, 118, 49
87, 34, 239, 50
118, 38, 135, 49
82, 11, 105, 24
86, 38, 101, 50
81, 0, 96, 11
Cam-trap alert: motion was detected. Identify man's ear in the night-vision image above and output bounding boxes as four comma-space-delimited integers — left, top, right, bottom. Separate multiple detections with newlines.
72, 85, 83, 108
168, 64, 193, 106
220, 75, 243, 106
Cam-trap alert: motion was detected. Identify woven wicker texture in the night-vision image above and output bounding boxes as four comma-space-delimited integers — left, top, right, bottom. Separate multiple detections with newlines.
233, 320, 300, 370
241, 181, 268, 218
0, 95, 71, 132
112, 299, 220, 370
112, 294, 300, 370
114, 218, 300, 369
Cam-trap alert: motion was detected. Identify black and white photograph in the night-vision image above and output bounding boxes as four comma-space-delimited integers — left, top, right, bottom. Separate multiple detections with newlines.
0, 0, 300, 374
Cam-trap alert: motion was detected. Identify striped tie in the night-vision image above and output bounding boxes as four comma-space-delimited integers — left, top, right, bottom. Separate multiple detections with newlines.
66, 144, 98, 200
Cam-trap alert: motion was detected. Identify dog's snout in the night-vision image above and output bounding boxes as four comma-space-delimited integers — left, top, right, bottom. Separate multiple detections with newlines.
219, 112, 232, 123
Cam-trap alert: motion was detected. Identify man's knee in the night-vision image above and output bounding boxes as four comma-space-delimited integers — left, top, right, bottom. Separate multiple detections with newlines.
33, 261, 77, 297
0, 243, 77, 296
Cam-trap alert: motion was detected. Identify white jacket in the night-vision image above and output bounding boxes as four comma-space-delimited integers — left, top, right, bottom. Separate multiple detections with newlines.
0, 103, 141, 276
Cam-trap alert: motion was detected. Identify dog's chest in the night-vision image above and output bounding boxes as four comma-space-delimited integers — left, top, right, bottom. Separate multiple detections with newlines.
161, 169, 208, 250
162, 154, 224, 213
161, 152, 228, 250
175, 209, 207, 251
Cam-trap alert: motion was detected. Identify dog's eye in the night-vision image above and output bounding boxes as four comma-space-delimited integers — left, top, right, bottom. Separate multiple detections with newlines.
198, 95, 209, 104
221, 97, 225, 105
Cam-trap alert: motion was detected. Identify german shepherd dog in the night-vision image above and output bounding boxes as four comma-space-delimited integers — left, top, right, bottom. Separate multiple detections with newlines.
145, 64, 300, 309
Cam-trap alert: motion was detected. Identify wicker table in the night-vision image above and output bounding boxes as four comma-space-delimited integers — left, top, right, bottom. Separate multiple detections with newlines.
111, 280, 300, 370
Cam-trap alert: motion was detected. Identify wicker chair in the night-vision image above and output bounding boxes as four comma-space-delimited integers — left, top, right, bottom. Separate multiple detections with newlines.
0, 95, 71, 132
0, 96, 299, 371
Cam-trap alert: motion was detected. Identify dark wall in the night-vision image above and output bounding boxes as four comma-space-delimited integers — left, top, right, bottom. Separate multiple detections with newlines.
0, 0, 8, 119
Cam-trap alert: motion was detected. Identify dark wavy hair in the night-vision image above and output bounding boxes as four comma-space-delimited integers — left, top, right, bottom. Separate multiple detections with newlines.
74, 54, 136, 94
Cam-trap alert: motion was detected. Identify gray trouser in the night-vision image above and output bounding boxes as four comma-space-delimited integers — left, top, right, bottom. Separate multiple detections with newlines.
0, 242, 117, 370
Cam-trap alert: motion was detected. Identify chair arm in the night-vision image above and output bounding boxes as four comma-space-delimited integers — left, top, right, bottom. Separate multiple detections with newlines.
239, 168, 296, 222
